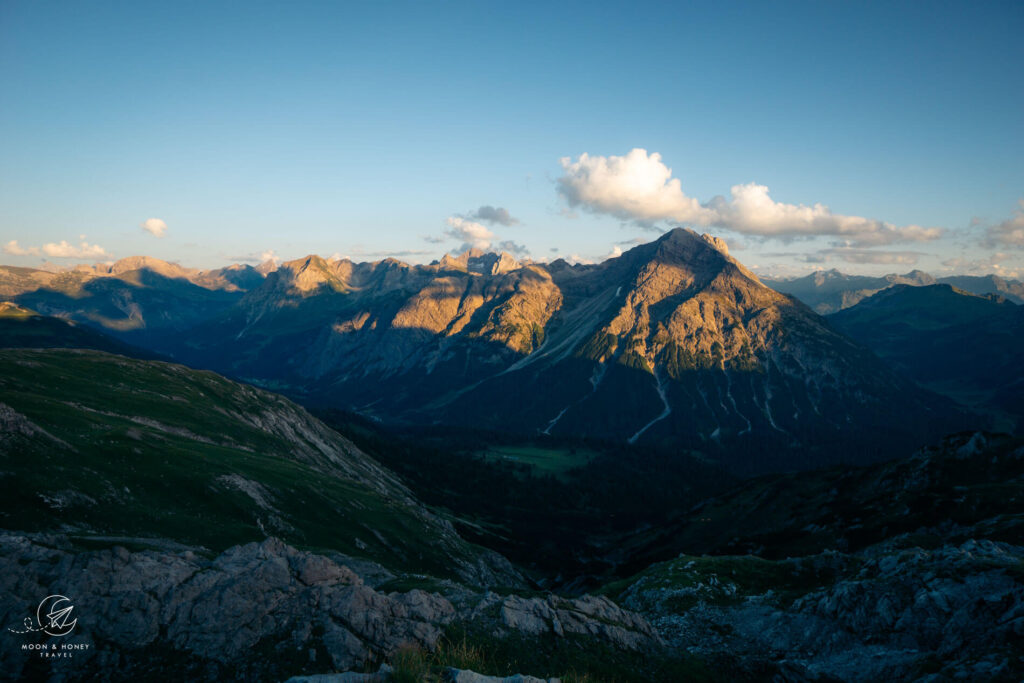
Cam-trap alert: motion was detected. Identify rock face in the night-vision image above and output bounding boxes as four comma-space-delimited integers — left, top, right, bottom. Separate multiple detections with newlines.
165, 229, 964, 472
472, 592, 660, 651
0, 535, 657, 682
0, 536, 452, 680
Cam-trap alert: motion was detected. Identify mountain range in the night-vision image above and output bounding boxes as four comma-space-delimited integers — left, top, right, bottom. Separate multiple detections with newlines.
2, 228, 974, 473
762, 268, 1024, 314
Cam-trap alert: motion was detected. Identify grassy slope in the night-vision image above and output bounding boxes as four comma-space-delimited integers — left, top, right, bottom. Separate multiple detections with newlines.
0, 348, 495, 579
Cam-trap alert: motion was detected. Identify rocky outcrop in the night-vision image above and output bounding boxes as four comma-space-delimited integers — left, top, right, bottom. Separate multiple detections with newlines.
493, 594, 659, 651
0, 534, 658, 682
0, 536, 454, 680
613, 539, 1024, 682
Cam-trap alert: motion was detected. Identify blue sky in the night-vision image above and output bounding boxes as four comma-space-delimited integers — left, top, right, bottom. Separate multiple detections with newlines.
1, 0, 1022, 277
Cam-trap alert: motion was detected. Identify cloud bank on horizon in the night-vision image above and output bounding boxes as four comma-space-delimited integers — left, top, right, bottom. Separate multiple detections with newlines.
556, 148, 943, 248
3, 239, 112, 260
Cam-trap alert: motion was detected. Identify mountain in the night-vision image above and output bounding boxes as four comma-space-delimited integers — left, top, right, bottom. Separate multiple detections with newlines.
0, 347, 517, 585
0, 257, 268, 348
829, 284, 1024, 432
166, 229, 965, 473
764, 268, 1024, 314
598, 432, 1024, 681
935, 273, 1024, 303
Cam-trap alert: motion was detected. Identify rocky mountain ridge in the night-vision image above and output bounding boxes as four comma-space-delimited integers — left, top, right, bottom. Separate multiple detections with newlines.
166, 228, 965, 471
0, 535, 660, 682
0, 232, 978, 470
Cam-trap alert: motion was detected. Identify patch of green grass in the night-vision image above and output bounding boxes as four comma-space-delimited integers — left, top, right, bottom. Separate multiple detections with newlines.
475, 445, 598, 480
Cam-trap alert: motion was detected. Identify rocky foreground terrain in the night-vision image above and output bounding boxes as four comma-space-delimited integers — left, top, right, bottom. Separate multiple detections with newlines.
0, 535, 660, 681
3, 412, 1021, 681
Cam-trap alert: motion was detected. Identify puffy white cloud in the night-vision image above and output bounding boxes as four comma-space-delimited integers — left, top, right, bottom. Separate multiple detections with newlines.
3, 240, 40, 256
444, 216, 495, 251
469, 205, 519, 226
557, 149, 711, 228
706, 183, 942, 246
140, 218, 168, 238
556, 148, 942, 246
40, 240, 112, 259
983, 200, 1024, 249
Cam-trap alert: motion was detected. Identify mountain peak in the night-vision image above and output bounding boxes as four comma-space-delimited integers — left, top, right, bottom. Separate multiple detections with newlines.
106, 255, 193, 279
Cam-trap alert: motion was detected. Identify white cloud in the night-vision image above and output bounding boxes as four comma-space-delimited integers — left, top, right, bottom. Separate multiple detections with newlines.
3, 240, 40, 256
4, 239, 111, 260
40, 240, 113, 259
140, 218, 168, 238
557, 149, 711, 228
706, 183, 942, 246
444, 216, 495, 251
556, 148, 942, 246
983, 200, 1024, 249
